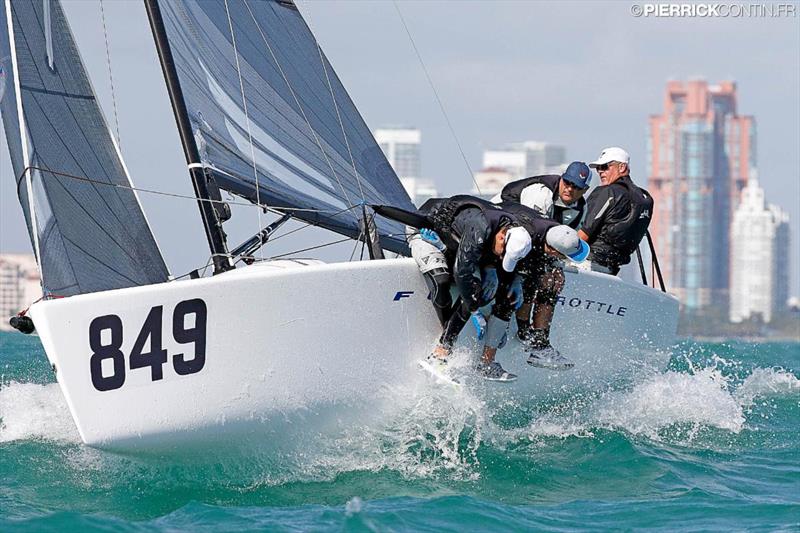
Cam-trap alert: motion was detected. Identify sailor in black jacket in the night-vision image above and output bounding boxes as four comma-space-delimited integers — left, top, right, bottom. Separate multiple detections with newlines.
498, 161, 592, 229
490, 202, 590, 370
409, 195, 531, 381
495, 162, 592, 358
580, 148, 653, 275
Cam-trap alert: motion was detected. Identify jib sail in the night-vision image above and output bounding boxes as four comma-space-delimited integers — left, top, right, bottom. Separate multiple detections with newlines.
0, 0, 169, 297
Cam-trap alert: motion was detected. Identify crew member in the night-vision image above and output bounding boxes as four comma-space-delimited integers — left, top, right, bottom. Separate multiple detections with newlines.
409, 195, 531, 381
495, 162, 592, 348
498, 161, 592, 229
489, 202, 589, 371
579, 147, 653, 275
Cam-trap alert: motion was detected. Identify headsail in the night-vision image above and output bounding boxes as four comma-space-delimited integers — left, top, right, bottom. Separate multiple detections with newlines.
0, 0, 169, 297
155, 0, 415, 254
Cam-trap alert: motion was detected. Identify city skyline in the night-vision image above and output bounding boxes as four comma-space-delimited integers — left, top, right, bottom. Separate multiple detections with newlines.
1, 1, 797, 295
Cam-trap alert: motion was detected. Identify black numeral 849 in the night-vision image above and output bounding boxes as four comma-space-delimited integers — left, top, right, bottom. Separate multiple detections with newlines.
89, 298, 207, 392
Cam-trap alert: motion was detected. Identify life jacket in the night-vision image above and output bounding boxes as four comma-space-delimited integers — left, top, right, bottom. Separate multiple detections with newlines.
419, 195, 515, 251
496, 201, 559, 249
501, 174, 560, 203
501, 175, 585, 229
497, 201, 559, 274
590, 176, 653, 268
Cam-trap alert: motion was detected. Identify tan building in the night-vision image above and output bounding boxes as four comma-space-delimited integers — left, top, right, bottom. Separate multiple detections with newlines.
647, 80, 754, 310
472, 167, 514, 200
0, 254, 41, 331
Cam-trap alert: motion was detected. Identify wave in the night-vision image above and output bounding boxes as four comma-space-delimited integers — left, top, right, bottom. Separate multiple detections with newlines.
0, 348, 797, 483
0, 381, 80, 443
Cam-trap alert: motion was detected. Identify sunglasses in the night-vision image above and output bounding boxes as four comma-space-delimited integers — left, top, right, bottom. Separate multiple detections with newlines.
561, 180, 585, 190
595, 162, 619, 172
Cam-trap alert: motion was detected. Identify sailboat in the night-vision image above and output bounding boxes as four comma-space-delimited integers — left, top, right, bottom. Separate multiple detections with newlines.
1, 0, 678, 449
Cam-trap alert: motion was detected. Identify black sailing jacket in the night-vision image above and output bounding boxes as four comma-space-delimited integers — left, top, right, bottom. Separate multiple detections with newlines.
580, 176, 653, 269
501, 174, 585, 229
419, 196, 515, 311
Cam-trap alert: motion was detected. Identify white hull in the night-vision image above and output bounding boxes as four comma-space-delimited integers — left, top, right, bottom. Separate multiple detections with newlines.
29, 258, 678, 449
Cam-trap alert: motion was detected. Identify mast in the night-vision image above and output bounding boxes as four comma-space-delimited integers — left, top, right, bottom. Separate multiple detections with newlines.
143, 0, 232, 274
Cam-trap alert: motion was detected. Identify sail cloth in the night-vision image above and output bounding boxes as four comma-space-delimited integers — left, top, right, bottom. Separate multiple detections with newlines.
156, 0, 415, 254
0, 0, 169, 297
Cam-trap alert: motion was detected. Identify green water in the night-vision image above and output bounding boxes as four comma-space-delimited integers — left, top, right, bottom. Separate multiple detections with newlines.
1, 332, 798, 531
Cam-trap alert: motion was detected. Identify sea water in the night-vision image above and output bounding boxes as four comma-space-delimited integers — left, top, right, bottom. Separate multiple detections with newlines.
1, 331, 798, 531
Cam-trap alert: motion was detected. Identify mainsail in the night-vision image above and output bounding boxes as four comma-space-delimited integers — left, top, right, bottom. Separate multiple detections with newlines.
0, 0, 169, 297
155, 0, 415, 254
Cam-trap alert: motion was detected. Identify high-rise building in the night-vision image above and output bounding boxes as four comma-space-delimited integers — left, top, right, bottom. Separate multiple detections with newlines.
374, 127, 421, 179
729, 176, 790, 323
647, 80, 754, 309
482, 141, 566, 182
0, 254, 40, 331
399, 177, 438, 207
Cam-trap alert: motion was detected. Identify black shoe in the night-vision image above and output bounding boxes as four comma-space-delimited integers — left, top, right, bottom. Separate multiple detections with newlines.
517, 323, 533, 343
476, 361, 517, 382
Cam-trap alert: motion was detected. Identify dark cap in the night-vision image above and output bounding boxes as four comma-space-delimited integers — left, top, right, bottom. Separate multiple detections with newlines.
562, 161, 591, 190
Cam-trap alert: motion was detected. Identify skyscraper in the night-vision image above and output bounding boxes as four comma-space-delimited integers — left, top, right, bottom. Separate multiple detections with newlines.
729, 176, 790, 323
647, 80, 754, 310
374, 127, 421, 180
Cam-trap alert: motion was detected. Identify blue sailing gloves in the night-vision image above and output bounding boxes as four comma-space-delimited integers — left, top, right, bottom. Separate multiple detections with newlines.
470, 311, 487, 340
419, 228, 446, 251
481, 267, 499, 301
508, 275, 524, 310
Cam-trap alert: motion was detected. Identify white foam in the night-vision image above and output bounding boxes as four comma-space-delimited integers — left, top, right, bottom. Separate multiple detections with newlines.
0, 382, 80, 443
734, 367, 800, 406
594, 367, 746, 437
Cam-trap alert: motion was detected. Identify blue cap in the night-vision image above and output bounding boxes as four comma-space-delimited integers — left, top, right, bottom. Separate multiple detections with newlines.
562, 161, 591, 189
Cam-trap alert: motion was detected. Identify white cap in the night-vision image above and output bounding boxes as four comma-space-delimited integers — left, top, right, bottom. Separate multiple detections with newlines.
501, 226, 532, 272
589, 146, 630, 168
545, 225, 590, 262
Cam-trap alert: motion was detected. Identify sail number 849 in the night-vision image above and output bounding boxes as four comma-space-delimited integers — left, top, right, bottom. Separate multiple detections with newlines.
89, 298, 207, 392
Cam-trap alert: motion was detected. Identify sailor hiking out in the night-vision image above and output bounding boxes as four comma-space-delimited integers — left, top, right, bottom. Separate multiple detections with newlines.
492, 162, 592, 367
408, 195, 531, 381
579, 147, 654, 275
488, 201, 590, 371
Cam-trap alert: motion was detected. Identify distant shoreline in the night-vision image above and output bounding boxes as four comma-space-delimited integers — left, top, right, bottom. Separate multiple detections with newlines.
680, 336, 800, 344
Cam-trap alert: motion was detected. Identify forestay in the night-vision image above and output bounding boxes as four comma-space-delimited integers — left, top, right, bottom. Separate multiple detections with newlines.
156, 0, 415, 254
0, 0, 169, 297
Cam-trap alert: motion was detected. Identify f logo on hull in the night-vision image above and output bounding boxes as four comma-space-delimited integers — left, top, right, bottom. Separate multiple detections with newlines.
393, 291, 414, 301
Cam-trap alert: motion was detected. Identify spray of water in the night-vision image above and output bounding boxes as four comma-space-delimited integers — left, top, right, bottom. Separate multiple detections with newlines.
1, 346, 797, 483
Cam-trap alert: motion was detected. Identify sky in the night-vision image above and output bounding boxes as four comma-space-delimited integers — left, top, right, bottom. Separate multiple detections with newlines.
1, 0, 798, 292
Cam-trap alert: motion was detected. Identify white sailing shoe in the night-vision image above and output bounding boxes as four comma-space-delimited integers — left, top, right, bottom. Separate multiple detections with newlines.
426, 353, 450, 373
526, 345, 574, 371
476, 361, 517, 382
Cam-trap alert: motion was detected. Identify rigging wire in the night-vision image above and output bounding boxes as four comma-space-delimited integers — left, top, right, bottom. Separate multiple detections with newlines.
18, 165, 345, 214
267, 237, 352, 260
242, 0, 356, 213
304, 12, 367, 203
99, 0, 122, 147
223, 0, 265, 260
391, 0, 481, 195
348, 236, 361, 262
20, 164, 392, 258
